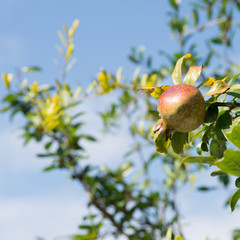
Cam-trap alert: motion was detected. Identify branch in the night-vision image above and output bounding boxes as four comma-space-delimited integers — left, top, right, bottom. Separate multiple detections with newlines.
174, 17, 228, 39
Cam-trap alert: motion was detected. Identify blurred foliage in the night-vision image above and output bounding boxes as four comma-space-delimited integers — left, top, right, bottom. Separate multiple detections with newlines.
1, 0, 240, 239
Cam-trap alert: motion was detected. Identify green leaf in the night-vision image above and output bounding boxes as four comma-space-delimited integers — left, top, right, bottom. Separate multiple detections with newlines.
229, 84, 240, 90
172, 53, 191, 85
204, 80, 230, 97
182, 156, 215, 165
171, 132, 187, 154
204, 103, 218, 123
197, 186, 216, 191
192, 9, 198, 27
223, 125, 240, 150
118, 162, 133, 177
216, 149, 240, 177
227, 73, 240, 87
210, 169, 226, 176
175, 236, 184, 240
230, 189, 240, 212
215, 111, 232, 140
235, 177, 240, 188
21, 66, 41, 73
226, 89, 240, 98
209, 139, 226, 159
166, 227, 173, 240
183, 65, 203, 86
154, 134, 170, 154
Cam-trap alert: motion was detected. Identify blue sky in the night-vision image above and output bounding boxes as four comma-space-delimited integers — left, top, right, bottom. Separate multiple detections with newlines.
1, 0, 240, 239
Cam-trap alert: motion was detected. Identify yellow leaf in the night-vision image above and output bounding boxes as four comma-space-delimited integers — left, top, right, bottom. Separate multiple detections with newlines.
2, 73, 13, 89
140, 73, 148, 87
204, 77, 215, 85
21, 78, 28, 89
172, 53, 191, 85
132, 67, 141, 88
98, 72, 109, 91
2, 73, 9, 88
183, 65, 203, 86
65, 43, 74, 60
29, 82, 39, 95
73, 86, 83, 99
145, 73, 157, 87
116, 67, 123, 84
137, 85, 170, 99
151, 85, 171, 99
85, 80, 97, 95
68, 19, 79, 39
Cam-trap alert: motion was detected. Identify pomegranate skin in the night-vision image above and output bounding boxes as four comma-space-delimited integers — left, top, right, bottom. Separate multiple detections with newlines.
158, 84, 205, 133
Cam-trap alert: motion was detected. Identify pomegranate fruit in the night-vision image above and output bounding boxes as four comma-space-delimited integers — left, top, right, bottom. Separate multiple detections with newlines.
158, 84, 205, 133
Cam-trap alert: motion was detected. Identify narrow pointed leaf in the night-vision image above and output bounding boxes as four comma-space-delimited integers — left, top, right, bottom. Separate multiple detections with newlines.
229, 84, 240, 90
172, 53, 191, 85
204, 80, 230, 97
230, 189, 240, 212
210, 169, 226, 176
22, 66, 41, 73
228, 73, 240, 87
182, 156, 215, 165
183, 65, 203, 86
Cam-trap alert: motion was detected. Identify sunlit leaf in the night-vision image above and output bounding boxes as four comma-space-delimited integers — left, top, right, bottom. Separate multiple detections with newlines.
229, 84, 240, 90
203, 77, 215, 85
226, 89, 240, 99
183, 65, 203, 86
65, 43, 74, 60
182, 156, 215, 165
204, 80, 230, 97
2, 73, 13, 89
20, 78, 28, 89
227, 73, 240, 87
166, 227, 173, 240
29, 81, 39, 95
222, 125, 240, 150
230, 189, 240, 212
68, 19, 80, 39
175, 236, 184, 240
116, 67, 123, 84
137, 85, 170, 99
98, 71, 113, 94
55, 45, 65, 58
73, 86, 83, 99
57, 30, 67, 47
172, 53, 191, 85
22, 66, 41, 73
216, 149, 240, 177
154, 134, 170, 154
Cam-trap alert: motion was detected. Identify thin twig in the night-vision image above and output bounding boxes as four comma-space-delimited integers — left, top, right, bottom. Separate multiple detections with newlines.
174, 17, 228, 39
